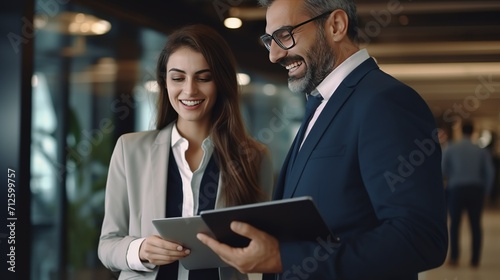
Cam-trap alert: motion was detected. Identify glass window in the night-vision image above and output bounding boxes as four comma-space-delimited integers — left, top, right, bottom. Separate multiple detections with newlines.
31, 2, 166, 278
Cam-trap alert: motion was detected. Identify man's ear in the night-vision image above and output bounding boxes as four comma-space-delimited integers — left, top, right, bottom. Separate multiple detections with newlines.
326, 9, 349, 42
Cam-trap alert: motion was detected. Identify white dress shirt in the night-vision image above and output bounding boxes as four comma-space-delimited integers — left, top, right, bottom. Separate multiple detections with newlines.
126, 123, 214, 279
301, 49, 371, 146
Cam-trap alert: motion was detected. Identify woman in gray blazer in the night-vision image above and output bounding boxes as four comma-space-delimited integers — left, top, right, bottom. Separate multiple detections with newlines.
98, 24, 274, 280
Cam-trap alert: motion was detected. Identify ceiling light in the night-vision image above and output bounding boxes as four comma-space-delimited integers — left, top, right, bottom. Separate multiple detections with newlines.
478, 130, 492, 148
34, 15, 48, 29
224, 17, 242, 29
91, 20, 112, 35
237, 73, 251, 86
34, 11, 111, 35
80, 22, 91, 33
75, 13, 86, 23
32, 75, 38, 87
262, 84, 277, 96
379, 62, 500, 80
144, 80, 159, 92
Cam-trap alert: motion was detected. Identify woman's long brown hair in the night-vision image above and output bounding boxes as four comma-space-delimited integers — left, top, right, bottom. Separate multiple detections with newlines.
156, 24, 267, 206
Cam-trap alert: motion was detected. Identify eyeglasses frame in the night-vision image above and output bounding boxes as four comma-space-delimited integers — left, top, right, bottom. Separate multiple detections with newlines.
260, 10, 334, 51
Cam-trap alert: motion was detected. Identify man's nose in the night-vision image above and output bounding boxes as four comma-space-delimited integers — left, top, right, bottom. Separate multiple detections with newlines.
269, 40, 287, 64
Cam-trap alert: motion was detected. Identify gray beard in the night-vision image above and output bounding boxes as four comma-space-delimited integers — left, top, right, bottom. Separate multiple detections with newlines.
288, 30, 334, 94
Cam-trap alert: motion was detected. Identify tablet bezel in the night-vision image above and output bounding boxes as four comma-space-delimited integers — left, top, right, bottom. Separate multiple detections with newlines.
152, 216, 229, 270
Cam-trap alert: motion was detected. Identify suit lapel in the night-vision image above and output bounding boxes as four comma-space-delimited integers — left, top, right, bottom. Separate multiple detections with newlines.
273, 138, 296, 199
282, 58, 379, 198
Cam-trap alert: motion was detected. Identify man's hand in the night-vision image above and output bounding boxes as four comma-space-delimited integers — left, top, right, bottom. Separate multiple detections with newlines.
197, 221, 282, 273
139, 235, 190, 266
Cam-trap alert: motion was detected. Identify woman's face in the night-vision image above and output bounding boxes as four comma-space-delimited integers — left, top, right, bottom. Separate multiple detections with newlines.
166, 47, 217, 126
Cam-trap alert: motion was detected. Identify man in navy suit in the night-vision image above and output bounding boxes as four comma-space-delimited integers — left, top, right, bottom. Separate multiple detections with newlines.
198, 0, 448, 279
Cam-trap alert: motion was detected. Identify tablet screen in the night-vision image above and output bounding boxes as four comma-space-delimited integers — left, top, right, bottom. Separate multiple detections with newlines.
152, 216, 229, 270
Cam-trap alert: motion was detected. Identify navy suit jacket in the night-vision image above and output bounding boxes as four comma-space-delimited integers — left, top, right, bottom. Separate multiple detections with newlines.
267, 58, 448, 280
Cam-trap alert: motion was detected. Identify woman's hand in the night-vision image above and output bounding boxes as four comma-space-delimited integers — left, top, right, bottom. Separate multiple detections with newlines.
139, 235, 190, 265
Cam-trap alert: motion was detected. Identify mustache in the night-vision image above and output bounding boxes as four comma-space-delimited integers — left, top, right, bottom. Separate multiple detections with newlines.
278, 55, 304, 68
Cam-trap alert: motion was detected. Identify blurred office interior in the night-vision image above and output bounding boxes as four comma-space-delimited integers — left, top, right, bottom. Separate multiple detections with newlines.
1, 0, 499, 279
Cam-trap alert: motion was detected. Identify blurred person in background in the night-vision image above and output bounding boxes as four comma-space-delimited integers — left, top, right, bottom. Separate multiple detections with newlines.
442, 121, 495, 267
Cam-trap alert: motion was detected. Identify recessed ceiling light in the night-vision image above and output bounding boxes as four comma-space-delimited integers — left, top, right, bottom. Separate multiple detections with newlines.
224, 17, 242, 29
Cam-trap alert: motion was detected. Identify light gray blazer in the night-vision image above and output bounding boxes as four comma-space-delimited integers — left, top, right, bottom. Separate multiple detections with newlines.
98, 123, 274, 280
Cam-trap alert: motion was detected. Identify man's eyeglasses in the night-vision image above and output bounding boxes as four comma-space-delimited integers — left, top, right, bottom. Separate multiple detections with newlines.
260, 10, 333, 51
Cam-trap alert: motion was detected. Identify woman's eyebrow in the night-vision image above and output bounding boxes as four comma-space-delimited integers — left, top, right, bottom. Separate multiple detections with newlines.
195, 69, 211, 75
167, 68, 211, 74
168, 68, 185, 73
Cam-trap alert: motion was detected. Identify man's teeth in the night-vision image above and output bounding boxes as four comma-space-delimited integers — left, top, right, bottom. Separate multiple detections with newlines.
286, 62, 302, 70
181, 100, 203, 106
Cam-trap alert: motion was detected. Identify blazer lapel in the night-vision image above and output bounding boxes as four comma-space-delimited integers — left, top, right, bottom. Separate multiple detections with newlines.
282, 58, 379, 198
149, 123, 174, 221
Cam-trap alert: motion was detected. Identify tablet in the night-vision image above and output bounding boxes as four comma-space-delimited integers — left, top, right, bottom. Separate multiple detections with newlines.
152, 216, 229, 270
200, 196, 332, 248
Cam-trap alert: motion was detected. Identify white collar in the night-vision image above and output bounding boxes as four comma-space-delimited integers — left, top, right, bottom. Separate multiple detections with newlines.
315, 49, 371, 100
171, 123, 213, 151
